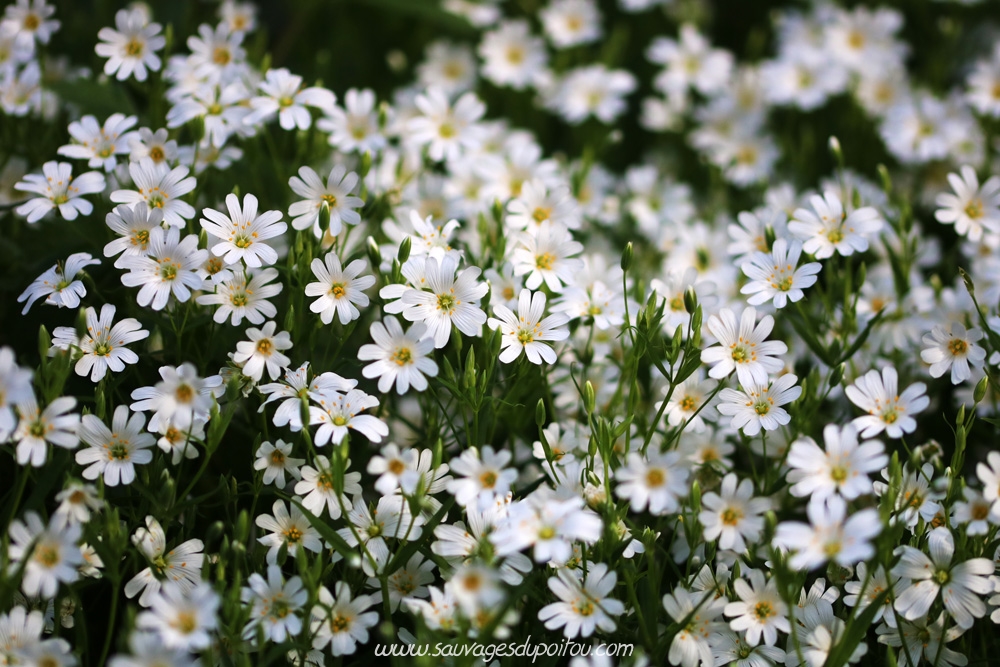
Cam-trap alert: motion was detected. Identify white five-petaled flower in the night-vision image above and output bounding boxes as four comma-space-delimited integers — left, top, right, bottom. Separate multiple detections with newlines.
124, 515, 205, 607
51, 304, 149, 382
130, 362, 224, 431
253, 439, 304, 488
358, 316, 438, 394
699, 473, 769, 553
288, 164, 365, 238
786, 423, 888, 502
255, 500, 323, 565
920, 322, 986, 385
14, 161, 107, 223
701, 306, 788, 388
196, 267, 283, 326
774, 495, 882, 571
95, 8, 165, 82
111, 157, 197, 228
614, 450, 690, 515
233, 321, 293, 382
724, 569, 790, 647
934, 165, 1000, 242
305, 254, 374, 325
8, 511, 82, 599
0, 347, 35, 441
537, 562, 624, 639
241, 565, 308, 643
740, 238, 822, 308
104, 202, 164, 267
17, 252, 100, 314
12, 396, 79, 467
310, 388, 388, 446
135, 581, 220, 651
75, 405, 155, 486
487, 288, 569, 365
294, 455, 362, 520
244, 67, 335, 130
717, 373, 801, 436
119, 226, 206, 310
789, 190, 883, 259
310, 582, 379, 657
57, 113, 138, 172
892, 526, 994, 629
407, 87, 486, 162
200, 193, 287, 268
662, 586, 727, 667
447, 446, 518, 511
399, 255, 488, 348
511, 221, 584, 292
845, 365, 928, 439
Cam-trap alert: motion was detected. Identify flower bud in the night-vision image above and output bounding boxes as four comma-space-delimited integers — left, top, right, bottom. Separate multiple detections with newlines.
397, 236, 412, 264
620, 242, 633, 273
535, 398, 546, 428
974, 375, 989, 404
583, 381, 596, 416
366, 236, 382, 272
684, 286, 698, 315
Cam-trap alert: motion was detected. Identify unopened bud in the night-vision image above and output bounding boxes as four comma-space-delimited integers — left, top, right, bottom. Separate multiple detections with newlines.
974, 376, 989, 404
397, 236, 412, 264
366, 236, 381, 272
620, 242, 633, 273
583, 381, 596, 416
535, 399, 547, 428
829, 363, 845, 388
684, 286, 698, 315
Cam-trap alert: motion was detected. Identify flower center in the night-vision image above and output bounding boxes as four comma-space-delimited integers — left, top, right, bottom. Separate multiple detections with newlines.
149, 146, 165, 162
776, 275, 794, 292
827, 228, 844, 243
125, 38, 144, 56
271, 598, 290, 618
391, 347, 413, 366
175, 383, 194, 403
646, 469, 665, 487
948, 338, 968, 356
133, 229, 150, 247
270, 450, 285, 465
256, 338, 273, 355
212, 47, 231, 65
234, 235, 253, 249
753, 601, 774, 620
535, 252, 556, 270
516, 328, 535, 345
480, 471, 498, 488
29, 420, 46, 438
754, 401, 770, 415
333, 415, 347, 426
53, 193, 69, 205
965, 199, 983, 220
437, 293, 456, 312
830, 465, 848, 483
284, 527, 303, 544
230, 292, 248, 307
174, 611, 197, 634
823, 539, 842, 557
388, 459, 405, 475
330, 614, 350, 633
679, 395, 696, 412
532, 207, 552, 223
93, 342, 112, 356
109, 442, 130, 460
159, 261, 179, 281
34, 544, 59, 567
574, 600, 595, 616
438, 122, 456, 139
321, 193, 338, 208
721, 507, 743, 526
933, 569, 950, 585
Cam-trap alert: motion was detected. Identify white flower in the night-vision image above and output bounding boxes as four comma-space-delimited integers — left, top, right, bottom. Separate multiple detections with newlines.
407, 87, 486, 162
699, 473, 769, 553
103, 202, 164, 267
244, 67, 335, 130
119, 226, 207, 310
310, 582, 379, 657
488, 288, 569, 365
399, 255, 488, 348
367, 444, 419, 496
8, 511, 82, 599
951, 488, 996, 536
337, 495, 424, 576
233, 321, 292, 382
506, 179, 581, 231
53, 482, 101, 528
185, 22, 245, 80
136, 582, 220, 651
844, 563, 899, 628
111, 157, 197, 228
317, 88, 387, 154
0, 347, 34, 441
537, 562, 624, 638
196, 267, 283, 326
934, 165, 1000, 242
241, 565, 308, 643
724, 569, 790, 647
614, 450, 689, 515
18, 252, 100, 314
200, 193, 286, 268
875, 612, 968, 667
717, 374, 801, 436
57, 113, 138, 171
774, 496, 881, 570
786, 423, 888, 501
662, 587, 727, 667
478, 20, 549, 90
893, 527, 994, 629
255, 500, 323, 565
845, 366, 928, 439
107, 628, 198, 667
52, 304, 149, 382
700, 306, 788, 388
491, 494, 603, 565
310, 388, 388, 446
253, 440, 303, 488
130, 362, 224, 431
76, 405, 155, 486
788, 190, 884, 259
978, 451, 1000, 519
740, 238, 822, 308
546, 64, 637, 124
124, 516, 205, 607
920, 322, 986, 385
0, 0, 59, 58
167, 82, 251, 147
14, 161, 106, 223
288, 165, 364, 237
358, 316, 438, 394
447, 446, 519, 510
376, 552, 436, 612
647, 23, 733, 96
304, 254, 374, 325
540, 0, 601, 48
95, 8, 165, 82
12, 396, 79, 467
294, 455, 362, 520
128, 126, 178, 165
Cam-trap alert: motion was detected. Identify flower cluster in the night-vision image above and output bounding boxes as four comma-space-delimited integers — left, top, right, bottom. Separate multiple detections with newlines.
3, 0, 1000, 666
